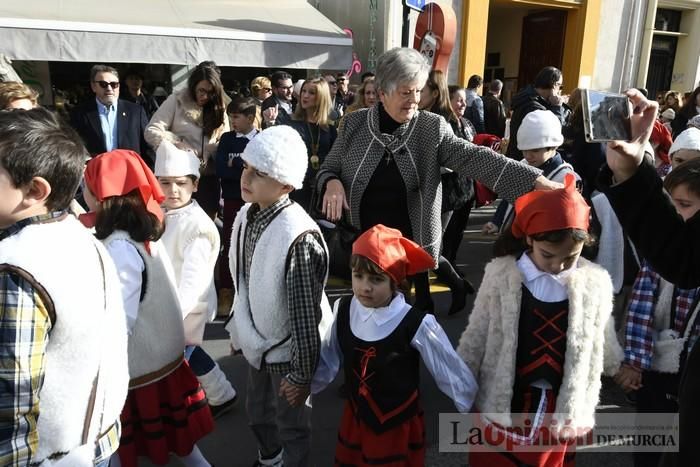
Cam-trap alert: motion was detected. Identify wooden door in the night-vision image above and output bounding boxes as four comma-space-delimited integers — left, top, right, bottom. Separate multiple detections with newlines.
517, 10, 567, 91
646, 35, 677, 98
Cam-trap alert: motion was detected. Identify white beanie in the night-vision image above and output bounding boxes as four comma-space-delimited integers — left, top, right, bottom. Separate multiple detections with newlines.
661, 108, 675, 120
517, 110, 564, 151
688, 114, 700, 130
241, 125, 308, 189
670, 127, 700, 156
154, 140, 200, 177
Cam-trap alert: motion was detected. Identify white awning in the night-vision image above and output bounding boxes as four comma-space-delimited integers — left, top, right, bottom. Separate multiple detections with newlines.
0, 0, 353, 69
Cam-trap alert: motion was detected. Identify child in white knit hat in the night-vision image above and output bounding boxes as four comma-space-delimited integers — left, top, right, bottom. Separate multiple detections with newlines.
225, 125, 332, 467
154, 140, 238, 418
483, 109, 580, 235
669, 127, 700, 168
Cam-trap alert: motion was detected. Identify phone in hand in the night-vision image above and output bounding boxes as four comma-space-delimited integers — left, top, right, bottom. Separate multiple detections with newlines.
582, 89, 632, 143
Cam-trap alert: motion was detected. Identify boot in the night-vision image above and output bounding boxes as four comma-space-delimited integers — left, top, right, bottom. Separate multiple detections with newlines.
217, 288, 234, 318
197, 362, 237, 419
435, 256, 475, 316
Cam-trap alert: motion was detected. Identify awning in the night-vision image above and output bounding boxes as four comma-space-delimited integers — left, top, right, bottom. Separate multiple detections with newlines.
0, 0, 353, 70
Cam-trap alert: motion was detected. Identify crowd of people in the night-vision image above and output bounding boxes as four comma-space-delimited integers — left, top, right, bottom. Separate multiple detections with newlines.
1, 46, 700, 467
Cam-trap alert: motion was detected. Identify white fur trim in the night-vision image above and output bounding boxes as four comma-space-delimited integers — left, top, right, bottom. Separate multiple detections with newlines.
241, 125, 308, 189
0, 216, 129, 463
456, 256, 622, 436
154, 140, 200, 177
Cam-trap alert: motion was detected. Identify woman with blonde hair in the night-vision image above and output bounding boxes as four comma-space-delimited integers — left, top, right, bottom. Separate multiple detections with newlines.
250, 76, 272, 104
0, 81, 38, 110
661, 90, 682, 115
288, 77, 337, 210
346, 78, 377, 114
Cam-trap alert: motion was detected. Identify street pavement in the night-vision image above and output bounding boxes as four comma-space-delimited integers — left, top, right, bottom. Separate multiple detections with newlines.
144, 204, 634, 467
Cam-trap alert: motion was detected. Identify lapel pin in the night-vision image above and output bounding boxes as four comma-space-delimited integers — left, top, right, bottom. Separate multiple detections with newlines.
122, 112, 126, 116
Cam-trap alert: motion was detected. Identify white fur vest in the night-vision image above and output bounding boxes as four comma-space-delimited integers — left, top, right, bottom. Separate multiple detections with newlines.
226, 202, 331, 370
457, 256, 623, 436
0, 216, 129, 464
102, 232, 185, 388
161, 200, 220, 344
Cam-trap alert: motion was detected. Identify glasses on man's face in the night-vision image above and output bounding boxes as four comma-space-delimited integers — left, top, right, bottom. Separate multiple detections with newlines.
95, 81, 119, 90
277, 85, 293, 92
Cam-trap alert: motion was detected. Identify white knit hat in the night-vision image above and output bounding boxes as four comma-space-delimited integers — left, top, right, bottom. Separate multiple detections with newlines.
688, 114, 700, 130
154, 140, 200, 178
670, 127, 700, 156
517, 110, 564, 151
241, 125, 308, 189
661, 108, 675, 120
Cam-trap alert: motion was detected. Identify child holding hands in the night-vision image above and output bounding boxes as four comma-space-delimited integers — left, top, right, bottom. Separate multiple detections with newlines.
458, 175, 623, 467
311, 224, 478, 466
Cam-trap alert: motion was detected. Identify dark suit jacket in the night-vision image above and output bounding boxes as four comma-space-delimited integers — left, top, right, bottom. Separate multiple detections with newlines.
70, 98, 150, 164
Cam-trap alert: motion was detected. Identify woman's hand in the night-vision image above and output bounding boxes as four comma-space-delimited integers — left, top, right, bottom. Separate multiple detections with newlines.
322, 179, 349, 222
606, 89, 658, 184
613, 363, 643, 392
534, 176, 563, 191
262, 105, 278, 125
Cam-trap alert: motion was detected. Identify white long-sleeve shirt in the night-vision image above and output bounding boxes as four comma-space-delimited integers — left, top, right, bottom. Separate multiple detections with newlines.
105, 239, 144, 335
311, 293, 477, 413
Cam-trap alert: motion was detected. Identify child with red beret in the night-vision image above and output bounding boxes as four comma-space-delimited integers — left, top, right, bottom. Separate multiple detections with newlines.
457, 174, 623, 467
81, 150, 214, 467
310, 224, 478, 466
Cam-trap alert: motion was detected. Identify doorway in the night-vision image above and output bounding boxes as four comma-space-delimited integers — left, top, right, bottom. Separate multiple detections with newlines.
517, 10, 567, 91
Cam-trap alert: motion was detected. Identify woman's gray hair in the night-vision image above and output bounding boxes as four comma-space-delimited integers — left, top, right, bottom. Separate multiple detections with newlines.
374, 47, 430, 96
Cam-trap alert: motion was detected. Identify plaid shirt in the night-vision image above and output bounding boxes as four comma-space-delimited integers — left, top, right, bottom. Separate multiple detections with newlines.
624, 261, 700, 370
244, 197, 328, 386
0, 212, 119, 466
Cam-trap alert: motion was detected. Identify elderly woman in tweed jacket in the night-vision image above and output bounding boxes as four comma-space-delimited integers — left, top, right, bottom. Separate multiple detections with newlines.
316, 47, 558, 312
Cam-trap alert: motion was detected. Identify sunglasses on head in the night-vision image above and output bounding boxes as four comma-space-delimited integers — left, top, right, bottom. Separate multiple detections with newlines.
95, 81, 119, 89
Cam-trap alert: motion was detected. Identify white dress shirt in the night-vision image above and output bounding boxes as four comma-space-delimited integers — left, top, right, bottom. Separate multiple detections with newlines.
312, 293, 478, 413
517, 252, 576, 302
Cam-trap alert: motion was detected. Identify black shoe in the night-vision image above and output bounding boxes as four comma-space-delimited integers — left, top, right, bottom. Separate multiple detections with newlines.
448, 279, 469, 316
209, 394, 238, 419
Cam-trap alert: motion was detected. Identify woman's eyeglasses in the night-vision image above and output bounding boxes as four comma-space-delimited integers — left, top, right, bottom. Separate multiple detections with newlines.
94, 81, 120, 89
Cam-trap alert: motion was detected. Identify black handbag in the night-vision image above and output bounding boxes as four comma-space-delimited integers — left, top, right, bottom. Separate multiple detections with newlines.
318, 219, 358, 280
309, 183, 359, 280
441, 171, 474, 213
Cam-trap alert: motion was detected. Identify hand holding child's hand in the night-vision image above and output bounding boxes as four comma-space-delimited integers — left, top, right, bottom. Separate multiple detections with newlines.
614, 364, 643, 392
279, 378, 309, 407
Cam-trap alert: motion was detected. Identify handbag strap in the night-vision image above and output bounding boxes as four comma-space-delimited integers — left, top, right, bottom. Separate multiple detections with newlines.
81, 241, 108, 445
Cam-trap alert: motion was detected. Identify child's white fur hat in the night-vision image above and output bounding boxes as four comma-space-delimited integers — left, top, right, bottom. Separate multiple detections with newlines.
670, 127, 700, 156
517, 109, 564, 151
241, 125, 308, 189
154, 140, 200, 178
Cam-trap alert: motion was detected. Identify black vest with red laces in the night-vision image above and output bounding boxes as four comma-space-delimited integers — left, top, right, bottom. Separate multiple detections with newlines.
514, 285, 569, 393
336, 295, 424, 434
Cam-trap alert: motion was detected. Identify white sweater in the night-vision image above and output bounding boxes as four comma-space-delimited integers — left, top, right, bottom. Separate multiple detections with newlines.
0, 216, 129, 464
161, 200, 220, 345
457, 255, 623, 437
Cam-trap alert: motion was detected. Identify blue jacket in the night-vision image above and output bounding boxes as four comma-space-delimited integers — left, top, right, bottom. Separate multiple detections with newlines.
215, 130, 258, 200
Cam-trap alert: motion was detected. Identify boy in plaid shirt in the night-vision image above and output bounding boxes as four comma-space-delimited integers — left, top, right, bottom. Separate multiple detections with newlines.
0, 109, 129, 466
615, 158, 700, 467
225, 126, 331, 467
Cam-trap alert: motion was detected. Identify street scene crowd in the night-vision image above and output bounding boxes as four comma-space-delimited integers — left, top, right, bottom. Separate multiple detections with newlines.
2, 45, 700, 467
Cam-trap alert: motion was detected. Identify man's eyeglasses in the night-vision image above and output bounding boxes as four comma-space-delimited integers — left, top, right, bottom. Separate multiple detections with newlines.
327, 80, 337, 85
94, 81, 120, 90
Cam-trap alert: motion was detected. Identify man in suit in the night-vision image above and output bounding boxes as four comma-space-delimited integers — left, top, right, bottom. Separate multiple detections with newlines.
261, 71, 294, 128
71, 65, 151, 165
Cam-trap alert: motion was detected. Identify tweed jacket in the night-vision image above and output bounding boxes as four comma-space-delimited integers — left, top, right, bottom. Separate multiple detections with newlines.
457, 255, 623, 436
315, 105, 541, 262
